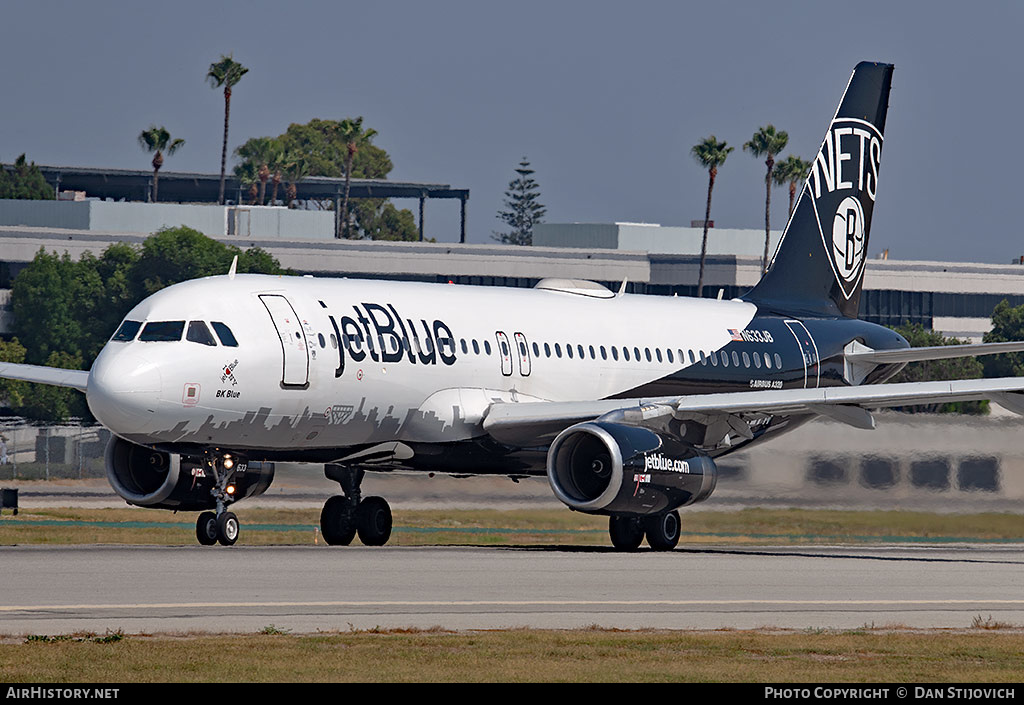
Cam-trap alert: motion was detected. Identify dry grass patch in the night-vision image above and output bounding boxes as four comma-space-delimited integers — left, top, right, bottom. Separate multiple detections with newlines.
1, 628, 1023, 683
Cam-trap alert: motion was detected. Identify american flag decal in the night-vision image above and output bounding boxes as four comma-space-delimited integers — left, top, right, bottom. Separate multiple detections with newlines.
729, 329, 744, 341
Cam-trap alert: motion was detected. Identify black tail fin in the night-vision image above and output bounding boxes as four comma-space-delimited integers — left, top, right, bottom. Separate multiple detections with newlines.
743, 61, 893, 318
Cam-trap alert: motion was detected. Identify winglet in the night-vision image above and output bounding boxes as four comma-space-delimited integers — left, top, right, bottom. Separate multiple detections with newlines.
228, 255, 238, 280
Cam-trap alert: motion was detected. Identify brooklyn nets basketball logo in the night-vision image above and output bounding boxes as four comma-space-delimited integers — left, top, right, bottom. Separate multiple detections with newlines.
808, 117, 882, 299
832, 196, 865, 283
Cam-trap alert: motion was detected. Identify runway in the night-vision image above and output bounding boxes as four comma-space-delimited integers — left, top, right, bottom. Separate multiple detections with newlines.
2, 544, 1023, 634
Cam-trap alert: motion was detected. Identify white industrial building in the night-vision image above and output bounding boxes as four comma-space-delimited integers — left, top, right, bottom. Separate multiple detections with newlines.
0, 200, 1023, 341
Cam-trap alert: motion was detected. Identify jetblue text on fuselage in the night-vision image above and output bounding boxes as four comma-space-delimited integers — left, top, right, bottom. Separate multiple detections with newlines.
327, 302, 456, 377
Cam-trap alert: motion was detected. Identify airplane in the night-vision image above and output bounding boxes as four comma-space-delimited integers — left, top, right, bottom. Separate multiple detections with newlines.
4, 60, 1024, 550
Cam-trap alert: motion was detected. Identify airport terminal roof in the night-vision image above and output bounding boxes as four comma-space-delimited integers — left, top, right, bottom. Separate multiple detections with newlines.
32, 165, 470, 204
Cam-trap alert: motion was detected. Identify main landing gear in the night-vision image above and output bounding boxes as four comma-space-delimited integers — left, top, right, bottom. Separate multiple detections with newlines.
608, 510, 681, 551
320, 465, 393, 547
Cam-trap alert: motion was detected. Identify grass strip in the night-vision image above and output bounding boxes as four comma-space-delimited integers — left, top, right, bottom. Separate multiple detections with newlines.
1, 507, 1022, 546
2, 628, 1023, 682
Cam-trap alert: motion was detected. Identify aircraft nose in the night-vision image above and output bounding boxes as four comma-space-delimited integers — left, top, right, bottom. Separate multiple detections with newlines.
87, 347, 163, 434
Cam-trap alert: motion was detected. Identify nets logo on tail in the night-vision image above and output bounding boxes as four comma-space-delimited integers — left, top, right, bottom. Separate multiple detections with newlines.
743, 62, 892, 319
809, 118, 883, 300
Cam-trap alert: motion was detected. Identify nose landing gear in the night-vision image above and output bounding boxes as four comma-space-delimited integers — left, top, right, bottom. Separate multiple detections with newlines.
321, 465, 393, 547
194, 453, 243, 546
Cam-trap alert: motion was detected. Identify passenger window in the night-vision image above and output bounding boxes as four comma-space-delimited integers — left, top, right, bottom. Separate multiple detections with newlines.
753, 352, 761, 369
112, 320, 142, 342
533, 342, 540, 357
589, 345, 595, 359
578, 345, 585, 359
484, 340, 491, 355
710, 351, 718, 366
634, 347, 641, 362
689, 350, 696, 365
211, 322, 239, 347
555, 344, 562, 358
645, 348, 652, 362
472, 340, 480, 355
544, 343, 551, 357
667, 349, 674, 364
774, 353, 782, 368
600, 346, 607, 360
566, 344, 573, 359
731, 351, 740, 367
764, 352, 772, 369
611, 347, 619, 361
742, 352, 750, 368
656, 349, 662, 363
461, 339, 468, 354
140, 321, 185, 342
623, 347, 630, 362
721, 351, 730, 368
318, 333, 326, 349
330, 333, 338, 349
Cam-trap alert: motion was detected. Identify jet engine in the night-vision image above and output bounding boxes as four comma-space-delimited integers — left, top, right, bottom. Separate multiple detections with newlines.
104, 436, 274, 511
546, 422, 717, 516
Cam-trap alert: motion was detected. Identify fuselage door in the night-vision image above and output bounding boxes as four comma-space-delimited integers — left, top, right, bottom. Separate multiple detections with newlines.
260, 294, 310, 387
495, 331, 513, 376
513, 332, 531, 377
784, 319, 820, 388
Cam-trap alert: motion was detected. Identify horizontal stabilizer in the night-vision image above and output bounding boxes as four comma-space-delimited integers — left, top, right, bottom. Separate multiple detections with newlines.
0, 362, 89, 391
846, 340, 1024, 364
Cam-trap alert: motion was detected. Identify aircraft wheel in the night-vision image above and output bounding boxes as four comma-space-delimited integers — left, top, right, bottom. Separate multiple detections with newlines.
643, 510, 681, 551
355, 496, 392, 547
196, 511, 218, 546
216, 511, 240, 546
320, 495, 357, 546
608, 515, 645, 551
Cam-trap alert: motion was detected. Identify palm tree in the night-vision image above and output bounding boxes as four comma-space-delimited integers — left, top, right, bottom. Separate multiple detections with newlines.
234, 137, 278, 205
268, 145, 286, 206
232, 160, 259, 204
744, 125, 789, 272
772, 155, 812, 217
137, 126, 185, 203
690, 136, 733, 298
282, 151, 311, 208
206, 54, 248, 205
333, 117, 378, 238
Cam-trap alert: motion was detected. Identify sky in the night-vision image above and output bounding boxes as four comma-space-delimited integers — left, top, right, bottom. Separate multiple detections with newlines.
1, 0, 1021, 263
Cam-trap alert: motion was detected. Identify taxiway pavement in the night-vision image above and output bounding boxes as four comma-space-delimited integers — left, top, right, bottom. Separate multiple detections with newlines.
2, 544, 1022, 634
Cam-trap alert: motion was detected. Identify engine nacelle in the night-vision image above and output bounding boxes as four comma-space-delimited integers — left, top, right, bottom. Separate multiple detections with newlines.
104, 436, 274, 511
547, 422, 717, 516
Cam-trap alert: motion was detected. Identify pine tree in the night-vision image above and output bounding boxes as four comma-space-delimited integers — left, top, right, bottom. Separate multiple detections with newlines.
494, 158, 546, 246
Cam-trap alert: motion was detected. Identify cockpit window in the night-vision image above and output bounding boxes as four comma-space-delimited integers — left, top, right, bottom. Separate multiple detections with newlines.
186, 321, 218, 346
211, 321, 239, 347
139, 321, 185, 342
112, 320, 142, 342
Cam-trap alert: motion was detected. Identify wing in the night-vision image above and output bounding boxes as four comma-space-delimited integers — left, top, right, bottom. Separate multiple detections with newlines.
0, 362, 89, 392
482, 377, 1024, 447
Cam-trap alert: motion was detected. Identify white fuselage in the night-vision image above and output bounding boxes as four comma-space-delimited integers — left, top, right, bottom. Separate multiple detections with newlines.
86, 274, 757, 457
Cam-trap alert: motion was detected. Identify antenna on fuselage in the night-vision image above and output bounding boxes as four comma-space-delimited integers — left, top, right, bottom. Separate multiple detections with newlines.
228, 255, 238, 280
617, 278, 628, 296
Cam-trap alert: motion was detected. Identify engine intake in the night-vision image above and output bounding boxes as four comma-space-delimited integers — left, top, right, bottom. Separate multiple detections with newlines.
104, 436, 274, 511
547, 422, 716, 516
